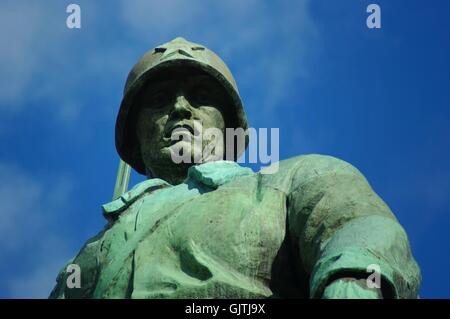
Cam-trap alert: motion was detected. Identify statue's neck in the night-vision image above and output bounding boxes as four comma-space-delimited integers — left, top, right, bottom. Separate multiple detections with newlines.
146, 162, 192, 185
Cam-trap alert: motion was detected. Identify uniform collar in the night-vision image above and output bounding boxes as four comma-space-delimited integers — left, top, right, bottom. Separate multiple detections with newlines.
186, 160, 253, 189
102, 161, 253, 220
102, 178, 170, 220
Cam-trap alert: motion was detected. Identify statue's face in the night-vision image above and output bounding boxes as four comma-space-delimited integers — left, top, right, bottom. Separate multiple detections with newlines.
135, 69, 228, 183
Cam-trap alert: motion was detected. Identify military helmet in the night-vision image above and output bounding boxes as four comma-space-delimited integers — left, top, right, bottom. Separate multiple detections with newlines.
115, 37, 248, 175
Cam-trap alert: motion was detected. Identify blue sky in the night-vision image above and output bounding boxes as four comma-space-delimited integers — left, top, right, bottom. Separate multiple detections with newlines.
0, 0, 449, 298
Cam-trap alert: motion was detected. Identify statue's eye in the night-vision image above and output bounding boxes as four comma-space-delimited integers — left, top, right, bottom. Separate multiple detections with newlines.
191, 87, 211, 106
148, 90, 171, 110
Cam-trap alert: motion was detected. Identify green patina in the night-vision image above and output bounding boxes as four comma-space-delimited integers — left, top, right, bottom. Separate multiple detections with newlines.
50, 38, 421, 299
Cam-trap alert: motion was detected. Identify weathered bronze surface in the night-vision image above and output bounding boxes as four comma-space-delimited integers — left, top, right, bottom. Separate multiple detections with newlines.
50, 38, 421, 299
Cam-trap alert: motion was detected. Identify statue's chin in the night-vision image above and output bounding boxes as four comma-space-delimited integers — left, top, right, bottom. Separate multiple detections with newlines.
162, 142, 206, 165
143, 146, 193, 184
146, 142, 224, 183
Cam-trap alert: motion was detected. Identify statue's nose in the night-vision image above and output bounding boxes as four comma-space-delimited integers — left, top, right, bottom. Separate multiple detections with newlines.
170, 95, 192, 120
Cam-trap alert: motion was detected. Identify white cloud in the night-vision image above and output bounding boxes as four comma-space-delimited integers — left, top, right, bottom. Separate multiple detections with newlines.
0, 162, 75, 298
0, 0, 319, 126
119, 0, 319, 120
0, 2, 41, 108
7, 236, 73, 299
0, 1, 118, 124
0, 163, 72, 249
120, 0, 207, 40
0, 163, 42, 246
0, 2, 63, 108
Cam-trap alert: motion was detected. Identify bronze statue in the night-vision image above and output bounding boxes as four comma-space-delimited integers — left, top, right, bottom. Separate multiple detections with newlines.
50, 37, 421, 299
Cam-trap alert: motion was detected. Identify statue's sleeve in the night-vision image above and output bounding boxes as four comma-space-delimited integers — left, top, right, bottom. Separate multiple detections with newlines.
49, 229, 105, 299
48, 258, 75, 299
286, 155, 421, 298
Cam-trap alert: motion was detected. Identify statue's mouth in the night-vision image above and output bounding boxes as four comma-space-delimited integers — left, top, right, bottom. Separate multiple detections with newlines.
164, 122, 198, 139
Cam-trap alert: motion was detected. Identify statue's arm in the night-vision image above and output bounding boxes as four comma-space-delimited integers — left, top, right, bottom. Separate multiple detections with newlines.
48, 258, 75, 299
286, 155, 421, 298
49, 229, 106, 299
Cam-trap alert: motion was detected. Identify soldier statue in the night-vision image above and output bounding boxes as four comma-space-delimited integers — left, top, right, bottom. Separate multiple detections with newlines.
50, 37, 421, 299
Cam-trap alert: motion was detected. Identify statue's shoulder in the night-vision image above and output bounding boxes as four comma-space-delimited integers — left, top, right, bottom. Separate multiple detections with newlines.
101, 178, 170, 221
283, 153, 361, 175
259, 154, 363, 193
49, 228, 106, 298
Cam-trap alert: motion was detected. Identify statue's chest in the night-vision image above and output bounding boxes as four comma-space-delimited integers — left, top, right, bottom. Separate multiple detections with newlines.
152, 185, 286, 263
98, 180, 288, 298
